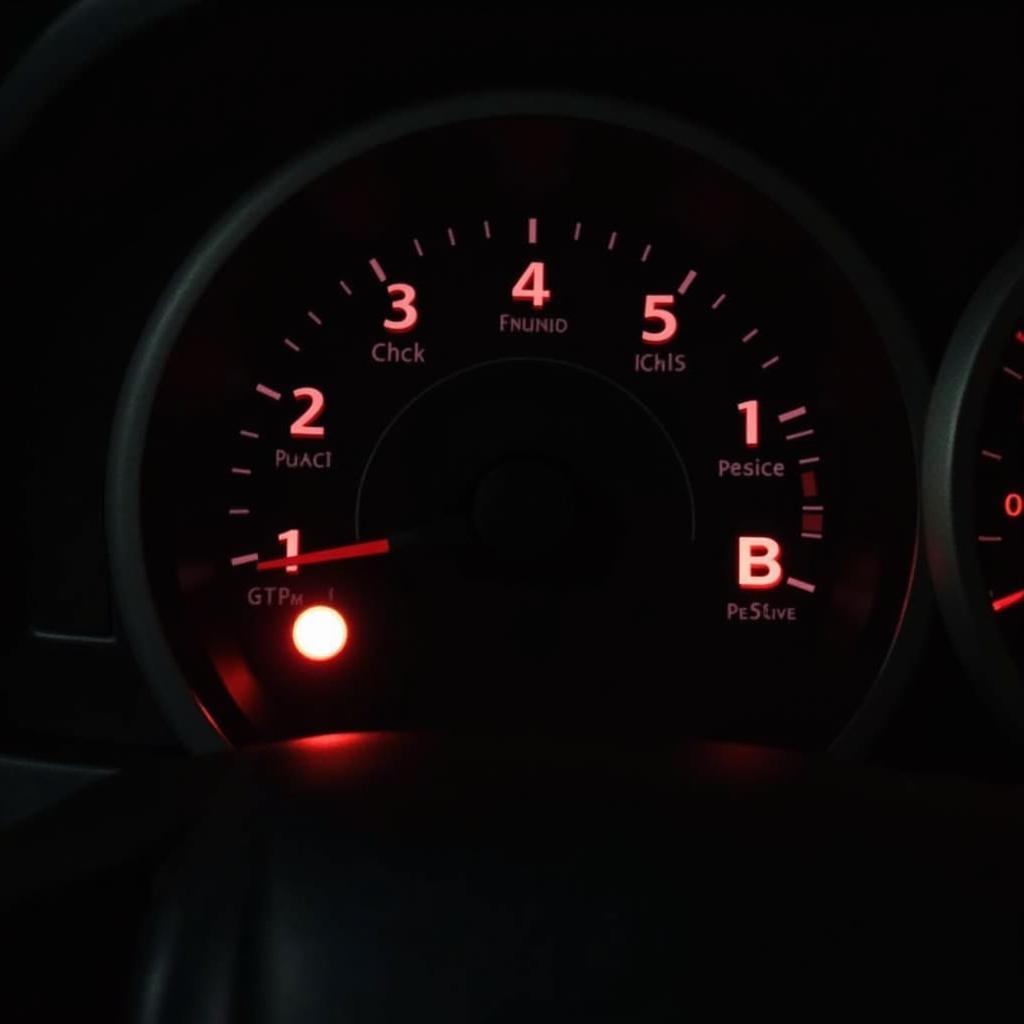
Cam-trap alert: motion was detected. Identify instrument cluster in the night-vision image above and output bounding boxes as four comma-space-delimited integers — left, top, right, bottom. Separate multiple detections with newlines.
6, 8, 1024, 765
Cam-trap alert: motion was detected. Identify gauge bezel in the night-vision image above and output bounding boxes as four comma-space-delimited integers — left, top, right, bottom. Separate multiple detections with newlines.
924, 239, 1024, 738
107, 92, 930, 752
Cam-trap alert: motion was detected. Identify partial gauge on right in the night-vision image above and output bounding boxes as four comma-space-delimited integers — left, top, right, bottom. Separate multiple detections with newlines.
925, 240, 1024, 734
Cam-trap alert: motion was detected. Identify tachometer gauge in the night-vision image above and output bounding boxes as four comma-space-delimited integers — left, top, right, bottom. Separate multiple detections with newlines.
925, 241, 1024, 736
109, 96, 927, 749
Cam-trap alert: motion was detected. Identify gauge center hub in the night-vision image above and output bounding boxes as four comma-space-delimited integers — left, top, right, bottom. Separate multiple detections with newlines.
473, 457, 575, 560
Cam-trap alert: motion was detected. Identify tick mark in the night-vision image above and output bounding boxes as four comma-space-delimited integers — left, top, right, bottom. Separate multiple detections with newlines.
640, 243, 652, 263
306, 310, 323, 326
677, 269, 697, 295
239, 430, 259, 440
761, 355, 780, 369
778, 406, 808, 423
228, 508, 250, 516
256, 384, 281, 401
413, 238, 424, 257
230, 552, 259, 567
979, 535, 1004, 542
528, 217, 538, 244
742, 328, 759, 343
607, 230, 618, 251
573, 222, 582, 241
283, 338, 300, 352
711, 293, 727, 310
798, 456, 821, 466
483, 220, 492, 240
447, 227, 457, 247
785, 428, 815, 442
231, 467, 252, 476
786, 577, 817, 594
339, 279, 353, 296
982, 449, 1004, 461
369, 258, 387, 282
1005, 366, 1023, 381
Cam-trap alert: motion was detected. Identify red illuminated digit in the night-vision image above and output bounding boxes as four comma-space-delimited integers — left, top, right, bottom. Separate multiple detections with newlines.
1006, 493, 1023, 518
737, 400, 759, 447
383, 283, 418, 332
641, 295, 677, 344
290, 388, 325, 438
512, 261, 551, 308
278, 529, 300, 574
738, 536, 783, 589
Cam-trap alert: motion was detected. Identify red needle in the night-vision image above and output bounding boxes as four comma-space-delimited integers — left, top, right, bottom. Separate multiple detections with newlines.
257, 538, 391, 571
992, 589, 1024, 613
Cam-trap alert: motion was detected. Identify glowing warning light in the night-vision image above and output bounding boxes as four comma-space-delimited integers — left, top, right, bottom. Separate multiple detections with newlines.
738, 536, 784, 589
1015, 329, 1024, 344
292, 605, 348, 661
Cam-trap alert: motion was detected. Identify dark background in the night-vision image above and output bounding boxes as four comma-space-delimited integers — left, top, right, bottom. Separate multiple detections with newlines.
1, 4, 67, 69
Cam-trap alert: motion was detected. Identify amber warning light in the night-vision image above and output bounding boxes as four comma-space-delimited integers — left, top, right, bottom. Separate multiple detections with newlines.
292, 605, 348, 661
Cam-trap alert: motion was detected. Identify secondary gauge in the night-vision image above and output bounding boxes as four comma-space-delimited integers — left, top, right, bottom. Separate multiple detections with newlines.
109, 95, 927, 750
925, 240, 1024, 736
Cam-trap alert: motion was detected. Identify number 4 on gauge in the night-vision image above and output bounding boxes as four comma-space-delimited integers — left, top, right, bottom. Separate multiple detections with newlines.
512, 262, 551, 308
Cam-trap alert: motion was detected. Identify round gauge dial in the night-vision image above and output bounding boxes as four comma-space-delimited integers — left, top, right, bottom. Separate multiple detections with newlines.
925, 242, 1024, 735
109, 96, 926, 750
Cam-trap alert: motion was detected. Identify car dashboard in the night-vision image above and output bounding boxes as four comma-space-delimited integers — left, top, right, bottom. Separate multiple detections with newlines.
4, 4, 1024, 1015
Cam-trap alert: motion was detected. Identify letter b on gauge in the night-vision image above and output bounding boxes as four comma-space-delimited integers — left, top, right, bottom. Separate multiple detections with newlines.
738, 536, 783, 589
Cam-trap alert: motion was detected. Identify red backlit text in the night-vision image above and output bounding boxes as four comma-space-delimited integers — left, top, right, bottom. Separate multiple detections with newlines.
738, 536, 783, 589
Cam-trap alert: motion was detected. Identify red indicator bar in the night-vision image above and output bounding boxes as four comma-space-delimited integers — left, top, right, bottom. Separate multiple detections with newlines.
800, 471, 818, 498
802, 512, 824, 534
257, 538, 391, 571
992, 589, 1024, 613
